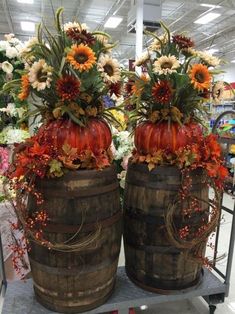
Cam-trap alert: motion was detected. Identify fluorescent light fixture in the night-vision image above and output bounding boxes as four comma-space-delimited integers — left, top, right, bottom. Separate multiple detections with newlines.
140, 305, 148, 310
17, 0, 34, 3
194, 12, 221, 24
104, 16, 123, 28
206, 48, 219, 54
21, 21, 35, 32
200, 3, 222, 8
231, 60, 235, 63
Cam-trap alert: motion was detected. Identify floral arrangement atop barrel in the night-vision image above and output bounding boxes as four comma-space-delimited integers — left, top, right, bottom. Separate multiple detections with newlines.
123, 23, 228, 292
3, 8, 122, 313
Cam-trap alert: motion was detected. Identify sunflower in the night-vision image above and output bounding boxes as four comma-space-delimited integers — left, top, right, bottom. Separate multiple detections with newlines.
97, 55, 121, 83
172, 34, 194, 49
197, 51, 220, 67
28, 59, 53, 91
153, 55, 180, 75
66, 44, 96, 72
212, 81, 224, 103
134, 51, 151, 67
56, 75, 81, 101
152, 80, 172, 104
18, 74, 30, 101
189, 64, 211, 90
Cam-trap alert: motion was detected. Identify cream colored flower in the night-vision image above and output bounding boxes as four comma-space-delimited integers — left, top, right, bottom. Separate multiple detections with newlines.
153, 55, 180, 75
28, 59, 53, 91
197, 51, 220, 67
63, 22, 88, 32
4, 33, 15, 41
134, 51, 151, 67
97, 55, 121, 83
212, 81, 224, 103
95, 34, 109, 45
149, 34, 168, 51
5, 46, 18, 59
1, 61, 14, 74
182, 47, 198, 56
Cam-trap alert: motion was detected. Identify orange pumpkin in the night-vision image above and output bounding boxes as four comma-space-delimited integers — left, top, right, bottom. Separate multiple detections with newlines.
38, 118, 112, 154
134, 121, 202, 154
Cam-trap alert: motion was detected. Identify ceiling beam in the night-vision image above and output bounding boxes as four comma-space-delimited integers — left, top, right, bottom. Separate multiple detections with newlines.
1, 0, 14, 34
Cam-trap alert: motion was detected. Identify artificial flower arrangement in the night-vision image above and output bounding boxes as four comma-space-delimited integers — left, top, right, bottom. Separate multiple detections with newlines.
122, 22, 229, 289
2, 7, 123, 283
4, 8, 122, 177
0, 34, 29, 144
124, 22, 228, 182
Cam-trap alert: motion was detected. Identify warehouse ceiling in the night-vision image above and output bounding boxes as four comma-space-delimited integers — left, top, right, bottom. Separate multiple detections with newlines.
0, 0, 235, 65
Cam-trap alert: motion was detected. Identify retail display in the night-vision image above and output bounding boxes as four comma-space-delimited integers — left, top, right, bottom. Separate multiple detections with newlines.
2, 8, 122, 313
123, 23, 228, 291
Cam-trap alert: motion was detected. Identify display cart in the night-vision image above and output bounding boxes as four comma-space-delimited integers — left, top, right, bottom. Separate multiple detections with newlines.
1, 112, 235, 314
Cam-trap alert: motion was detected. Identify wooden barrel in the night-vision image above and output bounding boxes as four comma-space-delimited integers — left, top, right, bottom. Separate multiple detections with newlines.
124, 163, 209, 292
27, 165, 122, 313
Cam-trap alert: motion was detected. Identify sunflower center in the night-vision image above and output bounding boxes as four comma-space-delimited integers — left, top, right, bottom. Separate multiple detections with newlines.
161, 62, 172, 69
104, 64, 114, 76
195, 71, 205, 83
37, 69, 47, 82
75, 53, 88, 64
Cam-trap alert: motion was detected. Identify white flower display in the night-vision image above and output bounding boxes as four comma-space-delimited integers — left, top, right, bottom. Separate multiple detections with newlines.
0, 40, 8, 51
134, 51, 151, 67
0, 126, 30, 145
5, 46, 18, 59
113, 130, 134, 161
1, 61, 14, 74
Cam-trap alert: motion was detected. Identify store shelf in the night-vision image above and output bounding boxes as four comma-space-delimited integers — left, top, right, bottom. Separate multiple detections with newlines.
2, 267, 226, 314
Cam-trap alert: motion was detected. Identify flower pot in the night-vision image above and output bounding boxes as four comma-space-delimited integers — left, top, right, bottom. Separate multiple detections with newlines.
27, 165, 122, 313
123, 163, 209, 292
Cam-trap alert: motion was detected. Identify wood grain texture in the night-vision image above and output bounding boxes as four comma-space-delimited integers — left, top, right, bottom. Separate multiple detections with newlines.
27, 165, 122, 313
124, 163, 209, 292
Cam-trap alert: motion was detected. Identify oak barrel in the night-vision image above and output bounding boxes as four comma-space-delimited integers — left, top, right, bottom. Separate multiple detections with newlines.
124, 163, 209, 292
27, 165, 122, 313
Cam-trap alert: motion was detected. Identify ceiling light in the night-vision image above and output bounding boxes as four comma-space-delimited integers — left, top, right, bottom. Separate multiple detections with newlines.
104, 16, 123, 28
17, 0, 34, 3
231, 60, 235, 63
21, 21, 35, 32
140, 305, 148, 310
206, 48, 219, 54
200, 3, 222, 8
194, 12, 221, 24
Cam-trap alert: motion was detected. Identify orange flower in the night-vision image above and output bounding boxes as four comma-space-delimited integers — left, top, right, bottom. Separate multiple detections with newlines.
66, 44, 96, 72
18, 74, 30, 101
189, 64, 211, 90
218, 165, 228, 179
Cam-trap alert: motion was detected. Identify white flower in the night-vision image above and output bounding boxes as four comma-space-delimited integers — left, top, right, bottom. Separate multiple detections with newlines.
7, 103, 17, 116
0, 126, 29, 144
95, 34, 109, 45
149, 34, 168, 51
63, 22, 88, 32
117, 170, 127, 189
5, 46, 18, 59
97, 55, 121, 83
0, 40, 9, 51
134, 51, 151, 67
19, 37, 38, 61
197, 51, 220, 67
153, 55, 180, 75
28, 59, 53, 91
1, 61, 14, 74
4, 33, 15, 41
